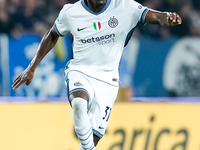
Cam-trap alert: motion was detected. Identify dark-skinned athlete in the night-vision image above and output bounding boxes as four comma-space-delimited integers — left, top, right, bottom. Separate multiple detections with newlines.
12, 0, 182, 149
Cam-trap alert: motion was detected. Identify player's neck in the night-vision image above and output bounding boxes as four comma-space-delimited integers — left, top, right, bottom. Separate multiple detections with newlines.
85, 0, 107, 13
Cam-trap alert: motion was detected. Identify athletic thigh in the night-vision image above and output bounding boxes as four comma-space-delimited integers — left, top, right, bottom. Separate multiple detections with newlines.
65, 71, 95, 103
65, 70, 119, 138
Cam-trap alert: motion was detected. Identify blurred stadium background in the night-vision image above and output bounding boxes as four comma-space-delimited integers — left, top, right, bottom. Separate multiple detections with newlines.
0, 0, 200, 149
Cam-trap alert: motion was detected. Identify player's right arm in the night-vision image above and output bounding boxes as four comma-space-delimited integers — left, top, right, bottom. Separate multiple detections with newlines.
12, 26, 59, 90
12, 4, 71, 90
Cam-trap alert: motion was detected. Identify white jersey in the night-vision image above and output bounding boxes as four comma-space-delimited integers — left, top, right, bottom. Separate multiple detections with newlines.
55, 0, 148, 85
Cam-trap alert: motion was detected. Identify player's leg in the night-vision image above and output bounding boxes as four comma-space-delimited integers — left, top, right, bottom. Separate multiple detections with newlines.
66, 71, 96, 150
87, 78, 119, 148
69, 91, 96, 150
78, 134, 100, 150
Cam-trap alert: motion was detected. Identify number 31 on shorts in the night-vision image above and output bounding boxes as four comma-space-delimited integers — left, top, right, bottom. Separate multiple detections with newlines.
103, 106, 112, 122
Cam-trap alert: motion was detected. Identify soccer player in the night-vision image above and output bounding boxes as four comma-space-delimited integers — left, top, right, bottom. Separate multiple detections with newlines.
12, 0, 182, 149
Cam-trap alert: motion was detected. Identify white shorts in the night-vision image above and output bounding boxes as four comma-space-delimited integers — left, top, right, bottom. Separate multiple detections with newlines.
64, 70, 119, 138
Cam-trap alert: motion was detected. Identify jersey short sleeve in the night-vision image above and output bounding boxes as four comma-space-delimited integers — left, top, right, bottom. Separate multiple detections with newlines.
54, 4, 72, 36
124, 0, 149, 24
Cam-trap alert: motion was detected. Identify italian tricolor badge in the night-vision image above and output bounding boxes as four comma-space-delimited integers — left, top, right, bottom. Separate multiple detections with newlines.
93, 22, 101, 30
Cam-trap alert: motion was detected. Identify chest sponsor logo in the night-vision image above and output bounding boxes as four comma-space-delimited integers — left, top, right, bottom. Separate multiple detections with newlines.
108, 16, 118, 28
80, 33, 115, 45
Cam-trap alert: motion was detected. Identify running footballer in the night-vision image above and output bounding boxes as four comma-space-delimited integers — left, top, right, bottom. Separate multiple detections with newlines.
12, 0, 182, 149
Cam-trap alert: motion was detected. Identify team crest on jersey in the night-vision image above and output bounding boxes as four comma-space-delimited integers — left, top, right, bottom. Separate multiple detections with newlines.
108, 16, 118, 28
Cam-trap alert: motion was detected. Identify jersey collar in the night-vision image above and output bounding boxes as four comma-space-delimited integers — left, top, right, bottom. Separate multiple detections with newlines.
81, 0, 111, 15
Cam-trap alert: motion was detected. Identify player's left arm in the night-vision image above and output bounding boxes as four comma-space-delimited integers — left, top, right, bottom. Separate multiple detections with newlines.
145, 9, 182, 26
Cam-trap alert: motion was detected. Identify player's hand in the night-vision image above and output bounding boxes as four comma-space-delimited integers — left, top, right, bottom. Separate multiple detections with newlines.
146, 10, 182, 26
167, 12, 182, 26
12, 67, 35, 90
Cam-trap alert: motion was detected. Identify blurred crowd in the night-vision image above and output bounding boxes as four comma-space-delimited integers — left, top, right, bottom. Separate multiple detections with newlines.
136, 0, 200, 38
0, 0, 200, 38
0, 0, 78, 38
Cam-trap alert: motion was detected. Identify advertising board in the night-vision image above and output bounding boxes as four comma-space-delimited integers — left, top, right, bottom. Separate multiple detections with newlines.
0, 102, 200, 150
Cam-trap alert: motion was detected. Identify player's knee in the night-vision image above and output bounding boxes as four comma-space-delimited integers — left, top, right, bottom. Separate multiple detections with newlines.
71, 98, 86, 119
72, 103, 82, 119
69, 90, 89, 103
71, 98, 90, 132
